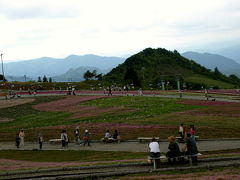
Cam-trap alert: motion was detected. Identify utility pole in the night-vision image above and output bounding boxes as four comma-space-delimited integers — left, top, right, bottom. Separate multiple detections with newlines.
0, 54, 4, 81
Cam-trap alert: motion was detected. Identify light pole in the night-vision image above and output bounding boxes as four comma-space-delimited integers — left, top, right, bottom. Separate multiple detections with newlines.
0, 54, 4, 81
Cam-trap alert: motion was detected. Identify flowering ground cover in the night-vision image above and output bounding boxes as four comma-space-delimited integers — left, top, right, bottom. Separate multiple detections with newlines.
0, 95, 240, 140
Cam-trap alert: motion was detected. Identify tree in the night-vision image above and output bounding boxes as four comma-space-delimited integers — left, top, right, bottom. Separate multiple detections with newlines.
38, 76, 42, 82
42, 75, 48, 82
92, 70, 97, 77
49, 77, 52, 83
124, 67, 141, 87
95, 73, 102, 80
0, 74, 7, 81
214, 67, 221, 76
83, 70, 93, 81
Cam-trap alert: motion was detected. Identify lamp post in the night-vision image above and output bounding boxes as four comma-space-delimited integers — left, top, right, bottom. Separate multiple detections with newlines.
0, 54, 5, 81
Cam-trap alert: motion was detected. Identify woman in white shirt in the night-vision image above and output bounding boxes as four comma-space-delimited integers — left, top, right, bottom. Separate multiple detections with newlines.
148, 138, 160, 163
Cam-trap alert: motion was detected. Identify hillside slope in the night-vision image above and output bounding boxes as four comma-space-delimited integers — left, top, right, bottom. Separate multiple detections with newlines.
104, 48, 239, 89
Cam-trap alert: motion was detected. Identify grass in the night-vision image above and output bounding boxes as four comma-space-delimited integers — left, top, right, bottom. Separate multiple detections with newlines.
0, 150, 146, 162
101, 166, 240, 180
0, 96, 71, 132
0, 95, 240, 141
78, 96, 204, 123
0, 149, 239, 163
0, 96, 202, 130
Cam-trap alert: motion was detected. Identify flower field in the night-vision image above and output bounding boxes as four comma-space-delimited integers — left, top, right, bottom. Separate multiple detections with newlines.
0, 95, 239, 141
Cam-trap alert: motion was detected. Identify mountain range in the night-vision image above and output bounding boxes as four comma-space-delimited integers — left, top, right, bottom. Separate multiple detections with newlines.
2, 47, 240, 82
4, 54, 125, 81
182, 52, 240, 77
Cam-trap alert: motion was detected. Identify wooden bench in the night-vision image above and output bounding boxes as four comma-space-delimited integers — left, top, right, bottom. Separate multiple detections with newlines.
138, 137, 159, 143
49, 139, 62, 144
148, 156, 166, 169
148, 153, 202, 169
101, 137, 121, 143
176, 136, 199, 143
166, 153, 202, 166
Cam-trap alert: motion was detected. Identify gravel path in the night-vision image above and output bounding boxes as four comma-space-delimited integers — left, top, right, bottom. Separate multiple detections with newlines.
1, 139, 240, 152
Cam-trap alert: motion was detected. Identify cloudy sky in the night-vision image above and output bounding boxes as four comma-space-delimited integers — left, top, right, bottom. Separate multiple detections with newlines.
0, 0, 240, 62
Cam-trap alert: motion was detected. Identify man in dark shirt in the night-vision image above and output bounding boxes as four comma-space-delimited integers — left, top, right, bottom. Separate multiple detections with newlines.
184, 133, 199, 155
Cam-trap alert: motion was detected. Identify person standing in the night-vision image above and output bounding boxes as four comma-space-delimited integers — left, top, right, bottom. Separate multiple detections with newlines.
83, 130, 90, 146
38, 133, 43, 150
15, 133, 20, 149
74, 127, 81, 144
190, 125, 196, 142
61, 130, 68, 149
178, 124, 185, 143
19, 130, 25, 147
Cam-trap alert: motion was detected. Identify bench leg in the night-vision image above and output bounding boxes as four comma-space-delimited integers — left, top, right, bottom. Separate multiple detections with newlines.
153, 159, 160, 169
189, 157, 192, 166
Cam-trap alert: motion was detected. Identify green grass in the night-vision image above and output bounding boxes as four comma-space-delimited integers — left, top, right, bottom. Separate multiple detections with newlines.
101, 166, 240, 180
0, 96, 72, 131
0, 95, 240, 141
185, 76, 235, 89
78, 96, 203, 124
0, 150, 146, 162
0, 96, 202, 131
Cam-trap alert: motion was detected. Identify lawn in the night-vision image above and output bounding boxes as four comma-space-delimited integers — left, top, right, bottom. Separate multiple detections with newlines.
0, 95, 239, 141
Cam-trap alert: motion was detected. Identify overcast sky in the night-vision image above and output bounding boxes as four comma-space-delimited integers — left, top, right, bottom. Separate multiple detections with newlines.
0, 0, 240, 62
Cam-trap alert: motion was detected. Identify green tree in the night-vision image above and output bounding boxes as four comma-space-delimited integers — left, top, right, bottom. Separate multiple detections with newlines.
95, 73, 102, 80
0, 74, 7, 81
83, 70, 93, 81
124, 67, 141, 87
38, 77, 42, 82
43, 75, 48, 82
49, 77, 52, 83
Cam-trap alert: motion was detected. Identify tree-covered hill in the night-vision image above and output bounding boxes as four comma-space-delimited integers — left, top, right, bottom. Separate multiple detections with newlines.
103, 48, 240, 89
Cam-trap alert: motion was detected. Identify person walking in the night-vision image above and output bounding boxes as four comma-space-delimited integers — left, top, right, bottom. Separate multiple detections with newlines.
19, 130, 25, 147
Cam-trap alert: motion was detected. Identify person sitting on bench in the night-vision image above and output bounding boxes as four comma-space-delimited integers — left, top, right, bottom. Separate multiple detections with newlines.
148, 138, 161, 164
182, 133, 199, 164
166, 136, 182, 163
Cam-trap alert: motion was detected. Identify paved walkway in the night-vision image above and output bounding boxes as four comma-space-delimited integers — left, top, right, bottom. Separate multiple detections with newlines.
1, 139, 240, 152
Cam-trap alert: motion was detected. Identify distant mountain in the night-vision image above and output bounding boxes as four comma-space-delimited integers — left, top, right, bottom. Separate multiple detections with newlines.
4, 54, 125, 78
215, 45, 240, 63
53, 66, 110, 82
104, 48, 240, 89
182, 52, 240, 77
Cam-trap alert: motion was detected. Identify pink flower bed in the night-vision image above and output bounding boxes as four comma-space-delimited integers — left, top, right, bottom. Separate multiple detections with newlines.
33, 96, 134, 118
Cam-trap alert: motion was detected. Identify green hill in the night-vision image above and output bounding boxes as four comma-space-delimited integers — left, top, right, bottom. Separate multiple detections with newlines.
103, 48, 240, 89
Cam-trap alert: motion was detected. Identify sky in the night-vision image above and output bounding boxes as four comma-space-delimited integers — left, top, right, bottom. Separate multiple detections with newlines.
0, 0, 240, 62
